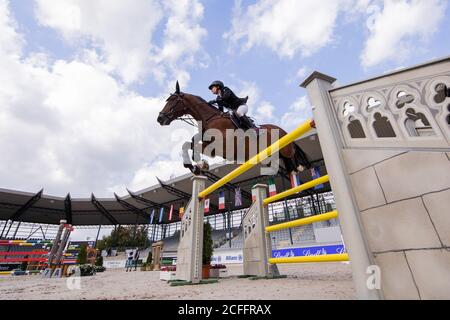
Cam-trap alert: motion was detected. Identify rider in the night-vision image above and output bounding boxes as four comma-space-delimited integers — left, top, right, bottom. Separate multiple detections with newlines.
208, 81, 256, 130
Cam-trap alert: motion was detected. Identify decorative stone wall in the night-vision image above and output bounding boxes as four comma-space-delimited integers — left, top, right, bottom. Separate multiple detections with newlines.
302, 57, 450, 299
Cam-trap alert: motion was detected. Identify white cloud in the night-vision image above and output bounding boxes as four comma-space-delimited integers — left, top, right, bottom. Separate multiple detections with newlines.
34, 0, 208, 86
361, 0, 447, 67
0, 0, 23, 56
157, 0, 208, 88
232, 80, 275, 124
224, 0, 447, 69
286, 66, 310, 85
0, 1, 197, 198
296, 67, 308, 79
35, 0, 164, 84
224, 0, 346, 58
128, 160, 189, 193
281, 96, 313, 131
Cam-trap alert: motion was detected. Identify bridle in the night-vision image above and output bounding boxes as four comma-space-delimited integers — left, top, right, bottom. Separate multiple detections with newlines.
161, 93, 226, 128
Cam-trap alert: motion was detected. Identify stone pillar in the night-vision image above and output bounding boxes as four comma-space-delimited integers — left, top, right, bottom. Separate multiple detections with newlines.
301, 72, 381, 300
152, 241, 164, 271
243, 184, 279, 277
175, 176, 206, 284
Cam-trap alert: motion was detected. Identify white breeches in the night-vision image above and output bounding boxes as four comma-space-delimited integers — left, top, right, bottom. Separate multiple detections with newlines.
236, 104, 248, 117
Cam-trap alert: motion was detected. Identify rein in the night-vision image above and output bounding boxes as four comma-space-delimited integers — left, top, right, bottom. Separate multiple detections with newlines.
164, 95, 228, 128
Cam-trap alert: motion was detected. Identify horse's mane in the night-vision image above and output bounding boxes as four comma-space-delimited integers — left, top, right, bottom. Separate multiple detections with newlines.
191, 94, 222, 113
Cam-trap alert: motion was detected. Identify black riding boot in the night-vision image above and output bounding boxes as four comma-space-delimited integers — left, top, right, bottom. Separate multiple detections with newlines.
240, 116, 258, 133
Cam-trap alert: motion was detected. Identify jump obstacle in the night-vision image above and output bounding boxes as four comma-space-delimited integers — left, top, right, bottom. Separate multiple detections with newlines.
176, 119, 349, 284
178, 57, 450, 300
0, 220, 76, 277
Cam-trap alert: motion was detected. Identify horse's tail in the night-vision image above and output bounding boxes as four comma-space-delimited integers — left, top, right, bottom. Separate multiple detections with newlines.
293, 143, 311, 171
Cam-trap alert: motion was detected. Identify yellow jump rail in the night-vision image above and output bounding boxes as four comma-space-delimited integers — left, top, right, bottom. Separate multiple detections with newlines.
265, 210, 338, 233
269, 253, 349, 264
262, 174, 345, 264
198, 119, 315, 199
263, 175, 329, 206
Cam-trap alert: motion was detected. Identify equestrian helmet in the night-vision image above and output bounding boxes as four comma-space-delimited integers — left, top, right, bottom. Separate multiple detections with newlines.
208, 80, 224, 90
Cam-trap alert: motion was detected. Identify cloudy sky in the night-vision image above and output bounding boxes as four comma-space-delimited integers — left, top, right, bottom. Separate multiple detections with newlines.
1, 0, 449, 199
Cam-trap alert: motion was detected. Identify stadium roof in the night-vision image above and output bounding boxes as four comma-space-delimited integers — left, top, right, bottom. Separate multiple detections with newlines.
0, 130, 331, 226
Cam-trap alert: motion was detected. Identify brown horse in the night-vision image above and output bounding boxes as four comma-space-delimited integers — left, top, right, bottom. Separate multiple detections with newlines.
157, 82, 311, 175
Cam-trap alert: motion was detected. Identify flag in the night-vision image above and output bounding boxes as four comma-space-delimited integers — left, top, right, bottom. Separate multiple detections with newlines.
219, 191, 226, 210
290, 172, 301, 189
149, 209, 155, 224
159, 207, 164, 223
311, 166, 324, 190
179, 207, 185, 219
268, 178, 277, 197
235, 187, 242, 207
204, 198, 210, 213
168, 205, 174, 221
252, 187, 257, 202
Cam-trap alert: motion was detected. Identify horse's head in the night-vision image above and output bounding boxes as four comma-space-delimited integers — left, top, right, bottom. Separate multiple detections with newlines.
157, 82, 187, 126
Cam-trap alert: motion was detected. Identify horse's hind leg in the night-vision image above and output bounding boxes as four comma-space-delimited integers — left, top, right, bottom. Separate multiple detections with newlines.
281, 155, 296, 175
293, 144, 310, 171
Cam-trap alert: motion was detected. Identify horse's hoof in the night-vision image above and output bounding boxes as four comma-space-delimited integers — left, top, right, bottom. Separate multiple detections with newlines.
192, 165, 201, 175
199, 159, 210, 171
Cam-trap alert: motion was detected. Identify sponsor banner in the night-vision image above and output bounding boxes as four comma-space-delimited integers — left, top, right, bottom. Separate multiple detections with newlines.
103, 260, 127, 269
211, 250, 243, 265
0, 263, 21, 271
272, 244, 346, 258
67, 241, 95, 250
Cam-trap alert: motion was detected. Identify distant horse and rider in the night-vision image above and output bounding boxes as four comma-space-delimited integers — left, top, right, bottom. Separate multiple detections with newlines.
157, 81, 311, 175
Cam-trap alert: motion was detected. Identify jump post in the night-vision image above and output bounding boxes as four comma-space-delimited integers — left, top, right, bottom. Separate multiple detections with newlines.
0, 220, 75, 277
177, 57, 450, 299
175, 119, 347, 284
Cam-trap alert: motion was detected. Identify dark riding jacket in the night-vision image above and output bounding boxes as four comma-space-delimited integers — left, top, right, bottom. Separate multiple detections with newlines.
209, 87, 248, 112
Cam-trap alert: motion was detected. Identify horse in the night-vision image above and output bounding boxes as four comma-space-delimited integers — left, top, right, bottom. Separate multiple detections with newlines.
157, 82, 311, 175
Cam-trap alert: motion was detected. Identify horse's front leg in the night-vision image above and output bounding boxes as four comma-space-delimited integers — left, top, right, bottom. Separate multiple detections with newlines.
182, 135, 208, 175
182, 140, 196, 174
191, 133, 202, 163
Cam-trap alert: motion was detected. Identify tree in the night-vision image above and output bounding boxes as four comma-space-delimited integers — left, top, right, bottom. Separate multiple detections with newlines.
95, 255, 103, 267
77, 244, 88, 265
96, 225, 149, 251
202, 222, 213, 266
